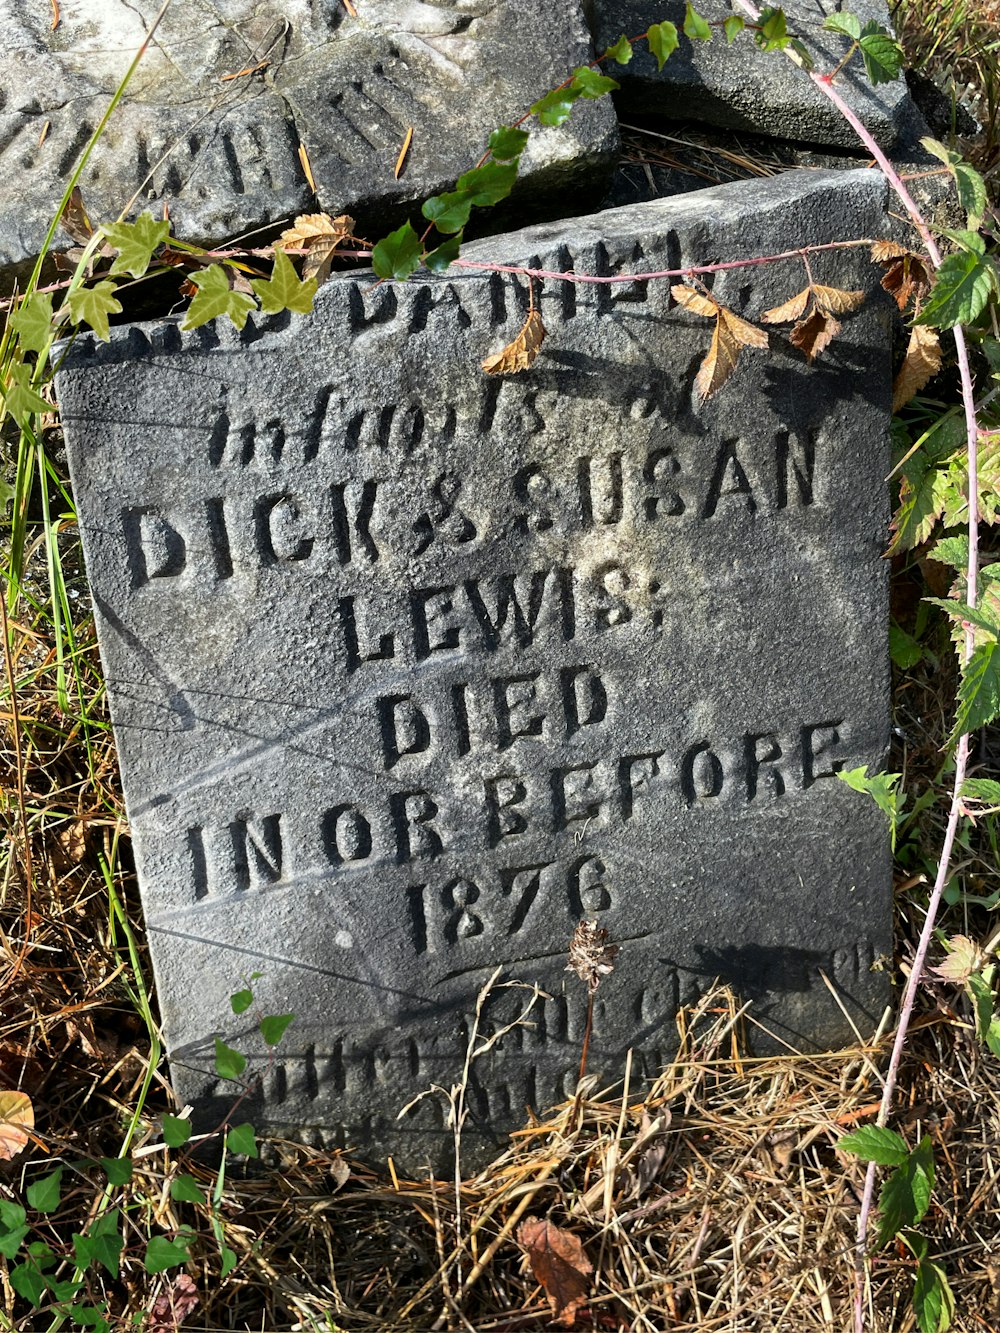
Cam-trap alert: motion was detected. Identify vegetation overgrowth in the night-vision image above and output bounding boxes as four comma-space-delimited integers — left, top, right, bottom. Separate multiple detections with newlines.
1, 1, 999, 1329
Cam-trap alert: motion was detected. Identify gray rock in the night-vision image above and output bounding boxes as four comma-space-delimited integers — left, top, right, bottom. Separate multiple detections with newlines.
590, 1, 923, 150
0, 0, 616, 284
55, 168, 893, 1169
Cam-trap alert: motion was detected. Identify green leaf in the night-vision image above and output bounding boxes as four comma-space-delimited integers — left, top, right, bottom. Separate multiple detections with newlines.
220, 1245, 238, 1278
3, 361, 49, 424
684, 3, 712, 40
181, 265, 257, 332
144, 1234, 192, 1275
66, 1305, 111, 1333
27, 1166, 63, 1214
421, 189, 474, 235
170, 1174, 207, 1205
962, 777, 1000, 802
916, 246, 995, 330
455, 160, 519, 206
985, 1015, 1000, 1060
723, 15, 745, 42
838, 1124, 909, 1166
100, 1156, 133, 1186
214, 1037, 247, 1081
250, 248, 318, 316
570, 65, 619, 98
823, 11, 862, 40
755, 7, 790, 50
530, 86, 579, 127
966, 971, 995, 1042
920, 140, 989, 228
66, 280, 124, 342
890, 622, 925, 670
230, 988, 254, 1016
956, 641, 1000, 733
9, 292, 56, 355
913, 1257, 956, 1333
923, 598, 1000, 640
227, 1122, 258, 1158
162, 1114, 192, 1148
371, 221, 423, 282
647, 21, 679, 69
424, 235, 462, 273
877, 1136, 935, 1246
102, 211, 171, 279
73, 1213, 124, 1278
260, 1013, 294, 1046
10, 1260, 49, 1304
836, 767, 904, 850
49, 1277, 85, 1302
0, 475, 14, 513
928, 535, 968, 570
0, 1205, 29, 1259
605, 33, 633, 65
488, 125, 529, 159
859, 21, 904, 84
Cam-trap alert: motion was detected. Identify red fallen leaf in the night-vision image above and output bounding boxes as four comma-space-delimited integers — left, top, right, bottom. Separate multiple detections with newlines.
517, 1217, 592, 1326
146, 1273, 199, 1332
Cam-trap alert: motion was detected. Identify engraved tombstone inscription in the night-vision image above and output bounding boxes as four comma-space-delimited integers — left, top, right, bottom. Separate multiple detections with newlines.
0, 0, 615, 284
56, 169, 893, 1165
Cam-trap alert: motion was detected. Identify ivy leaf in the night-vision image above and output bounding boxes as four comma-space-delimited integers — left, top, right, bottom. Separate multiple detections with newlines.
570, 66, 619, 98
605, 33, 633, 65
956, 641, 1000, 734
73, 1212, 124, 1278
66, 280, 123, 341
823, 11, 862, 40
102, 211, 171, 279
27, 1166, 63, 1214
915, 239, 994, 329
424, 235, 462, 273
227, 1123, 258, 1158
3, 363, 48, 424
99, 1156, 133, 1186
65, 1306, 110, 1333
684, 3, 712, 41
144, 1234, 192, 1275
250, 248, 318, 316
220, 1245, 238, 1278
182, 266, 256, 332
214, 1038, 247, 1081
755, 7, 790, 50
859, 20, 904, 84
422, 189, 474, 235
0, 1201, 29, 1259
488, 125, 529, 159
162, 1114, 192, 1149
170, 1174, 208, 1205
10, 1261, 48, 1304
260, 1013, 295, 1046
838, 1124, 909, 1166
836, 768, 904, 849
889, 621, 926, 670
230, 988, 254, 1016
647, 21, 679, 69
530, 86, 579, 127
371, 221, 422, 282
455, 160, 519, 206
9, 292, 56, 356
723, 15, 745, 42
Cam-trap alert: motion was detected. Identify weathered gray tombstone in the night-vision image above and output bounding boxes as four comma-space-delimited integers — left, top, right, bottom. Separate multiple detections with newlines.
0, 0, 616, 284
56, 168, 893, 1168
590, 1, 921, 150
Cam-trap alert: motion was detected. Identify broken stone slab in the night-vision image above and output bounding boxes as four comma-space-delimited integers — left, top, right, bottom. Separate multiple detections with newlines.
589, 1, 924, 151
55, 167, 893, 1170
0, 0, 616, 286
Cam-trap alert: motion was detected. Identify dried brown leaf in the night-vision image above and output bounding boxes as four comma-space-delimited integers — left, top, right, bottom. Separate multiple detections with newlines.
60, 186, 94, 245
481, 309, 546, 375
0, 1090, 34, 1160
761, 286, 811, 324
720, 307, 768, 349
566, 920, 618, 993
671, 284, 719, 317
330, 1156, 351, 1192
277, 213, 355, 286
789, 308, 841, 363
518, 1217, 592, 1326
810, 283, 866, 315
878, 251, 933, 311
892, 325, 942, 411
147, 1273, 199, 1333
694, 317, 741, 399
57, 820, 86, 863
870, 240, 909, 262
631, 1139, 669, 1198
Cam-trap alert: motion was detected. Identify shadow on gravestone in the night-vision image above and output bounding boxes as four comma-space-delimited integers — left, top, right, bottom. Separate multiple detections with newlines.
588, 0, 925, 151
54, 167, 893, 1172
0, 0, 616, 289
